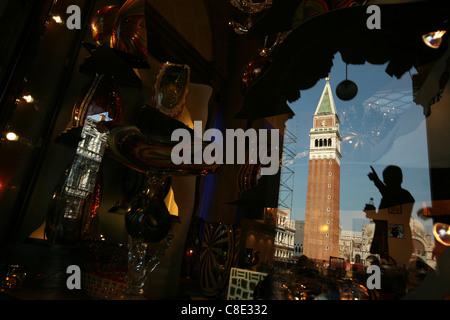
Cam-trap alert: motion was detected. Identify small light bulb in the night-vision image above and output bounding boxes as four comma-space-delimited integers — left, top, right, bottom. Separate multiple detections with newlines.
52, 16, 63, 24
6, 132, 18, 141
22, 95, 33, 103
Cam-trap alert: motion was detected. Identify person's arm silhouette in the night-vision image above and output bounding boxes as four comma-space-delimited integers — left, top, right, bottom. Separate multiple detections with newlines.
368, 166, 388, 198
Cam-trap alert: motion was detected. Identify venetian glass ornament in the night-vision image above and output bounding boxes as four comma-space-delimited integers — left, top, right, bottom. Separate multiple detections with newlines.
228, 0, 272, 35
152, 62, 190, 119
91, 5, 120, 45
107, 125, 221, 176
110, 0, 149, 63
240, 59, 270, 95
126, 223, 174, 298
81, 241, 128, 300
125, 174, 171, 243
230, 0, 272, 14
107, 116, 221, 298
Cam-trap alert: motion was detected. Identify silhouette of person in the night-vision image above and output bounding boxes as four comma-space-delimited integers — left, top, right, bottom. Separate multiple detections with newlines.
365, 165, 415, 268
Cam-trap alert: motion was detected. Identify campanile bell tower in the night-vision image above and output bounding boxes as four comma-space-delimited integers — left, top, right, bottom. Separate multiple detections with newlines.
303, 77, 342, 262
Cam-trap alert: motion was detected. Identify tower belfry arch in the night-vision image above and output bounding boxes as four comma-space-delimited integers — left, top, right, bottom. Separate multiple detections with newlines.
303, 78, 342, 262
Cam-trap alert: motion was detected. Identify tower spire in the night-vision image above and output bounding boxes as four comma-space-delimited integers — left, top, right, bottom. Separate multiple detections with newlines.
315, 77, 338, 117
303, 79, 342, 262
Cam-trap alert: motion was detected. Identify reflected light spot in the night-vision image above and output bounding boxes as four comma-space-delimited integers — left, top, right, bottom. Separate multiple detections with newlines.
52, 16, 63, 24
422, 30, 446, 49
6, 132, 18, 141
22, 95, 33, 103
433, 223, 450, 246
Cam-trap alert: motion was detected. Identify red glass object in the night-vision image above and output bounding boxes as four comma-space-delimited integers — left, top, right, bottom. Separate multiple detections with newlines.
240, 59, 270, 95
71, 74, 122, 130
110, 0, 149, 62
91, 5, 120, 45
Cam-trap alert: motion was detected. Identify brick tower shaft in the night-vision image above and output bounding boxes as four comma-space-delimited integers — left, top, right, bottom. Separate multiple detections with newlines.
303, 77, 342, 262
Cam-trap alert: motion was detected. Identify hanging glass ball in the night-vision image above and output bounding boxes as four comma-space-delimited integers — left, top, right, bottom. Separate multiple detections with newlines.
336, 79, 358, 101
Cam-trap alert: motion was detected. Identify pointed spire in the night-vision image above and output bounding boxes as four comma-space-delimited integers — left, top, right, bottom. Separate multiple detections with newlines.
314, 77, 337, 116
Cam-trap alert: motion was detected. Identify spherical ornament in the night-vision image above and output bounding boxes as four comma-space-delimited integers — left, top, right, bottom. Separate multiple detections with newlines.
336, 79, 358, 101
110, 0, 149, 62
91, 5, 120, 45
240, 59, 270, 95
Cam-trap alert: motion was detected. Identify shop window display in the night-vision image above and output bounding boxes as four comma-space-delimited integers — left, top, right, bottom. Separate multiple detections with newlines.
0, 0, 449, 304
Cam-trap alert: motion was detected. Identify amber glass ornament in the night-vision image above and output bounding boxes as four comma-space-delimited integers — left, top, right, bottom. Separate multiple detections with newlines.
91, 5, 120, 45
110, 0, 149, 63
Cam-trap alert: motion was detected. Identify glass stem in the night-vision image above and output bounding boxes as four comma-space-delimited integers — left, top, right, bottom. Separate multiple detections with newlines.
126, 235, 148, 297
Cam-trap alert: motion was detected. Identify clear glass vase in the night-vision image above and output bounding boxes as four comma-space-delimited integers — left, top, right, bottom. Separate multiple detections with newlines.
124, 173, 173, 299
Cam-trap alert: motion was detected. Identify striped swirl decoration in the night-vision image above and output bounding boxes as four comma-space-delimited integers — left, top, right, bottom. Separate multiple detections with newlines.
200, 222, 239, 298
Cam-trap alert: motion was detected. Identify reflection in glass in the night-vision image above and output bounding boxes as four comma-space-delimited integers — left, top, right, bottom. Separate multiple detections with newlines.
422, 30, 446, 49
45, 74, 121, 245
5, 132, 18, 141
45, 117, 107, 244
433, 223, 450, 246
